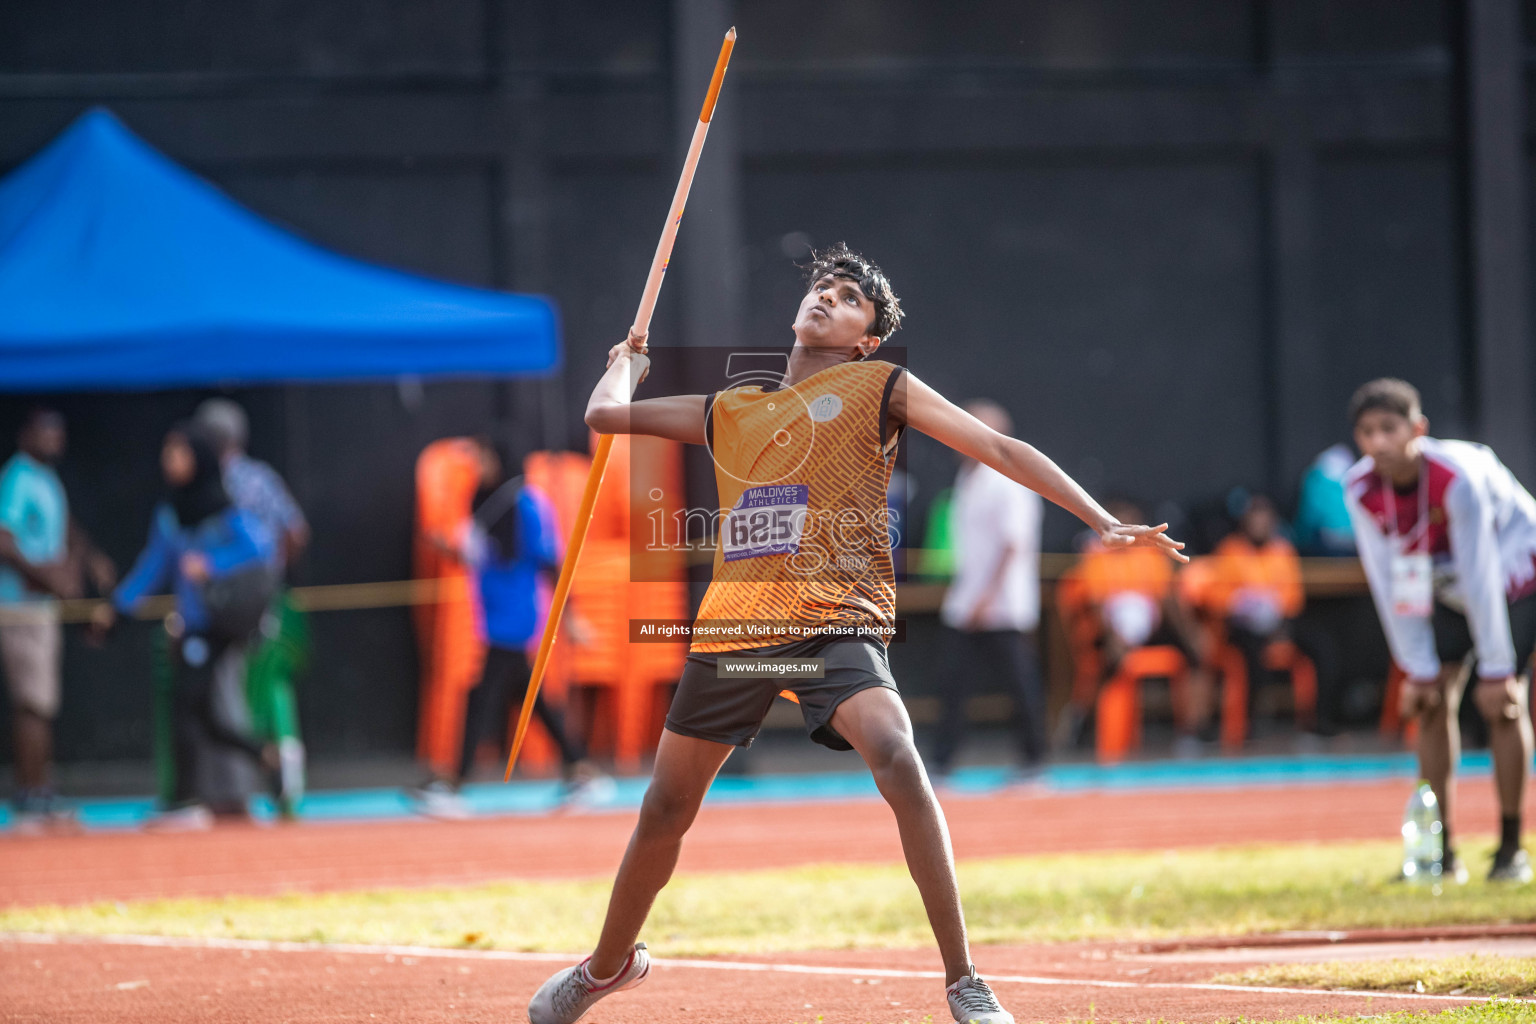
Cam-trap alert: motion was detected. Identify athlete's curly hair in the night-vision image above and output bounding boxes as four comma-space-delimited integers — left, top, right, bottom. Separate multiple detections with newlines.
800, 242, 904, 342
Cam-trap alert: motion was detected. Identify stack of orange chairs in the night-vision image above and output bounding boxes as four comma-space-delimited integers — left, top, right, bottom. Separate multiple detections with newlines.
527, 433, 690, 772
413, 435, 690, 778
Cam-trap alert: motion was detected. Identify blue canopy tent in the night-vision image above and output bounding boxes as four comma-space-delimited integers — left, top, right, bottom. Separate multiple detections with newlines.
0, 108, 559, 391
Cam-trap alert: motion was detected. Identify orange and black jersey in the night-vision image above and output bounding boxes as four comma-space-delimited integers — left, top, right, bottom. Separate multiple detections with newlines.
692, 359, 905, 654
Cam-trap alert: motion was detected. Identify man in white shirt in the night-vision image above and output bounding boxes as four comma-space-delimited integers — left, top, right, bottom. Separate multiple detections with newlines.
1344, 378, 1536, 883
933, 400, 1047, 776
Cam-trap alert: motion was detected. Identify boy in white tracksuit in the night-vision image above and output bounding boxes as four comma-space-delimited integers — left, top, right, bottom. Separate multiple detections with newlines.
1344, 378, 1536, 883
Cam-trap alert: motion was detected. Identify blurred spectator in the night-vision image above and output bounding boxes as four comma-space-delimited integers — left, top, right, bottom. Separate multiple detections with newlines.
92, 424, 279, 830
1293, 444, 1358, 555
0, 408, 115, 829
408, 438, 605, 817
1190, 493, 1316, 739
1207, 496, 1303, 667
1056, 499, 1208, 750
193, 399, 309, 565
932, 400, 1048, 778
193, 398, 308, 816
915, 484, 956, 580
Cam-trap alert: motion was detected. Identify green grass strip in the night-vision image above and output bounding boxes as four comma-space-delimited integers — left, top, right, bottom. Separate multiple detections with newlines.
3, 840, 1533, 956
1215, 954, 1536, 998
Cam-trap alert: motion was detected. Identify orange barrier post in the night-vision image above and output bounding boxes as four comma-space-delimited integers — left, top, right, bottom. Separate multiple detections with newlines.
412, 439, 493, 773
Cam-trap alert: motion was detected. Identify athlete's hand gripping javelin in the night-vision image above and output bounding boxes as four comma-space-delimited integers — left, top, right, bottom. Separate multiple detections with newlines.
605, 331, 651, 384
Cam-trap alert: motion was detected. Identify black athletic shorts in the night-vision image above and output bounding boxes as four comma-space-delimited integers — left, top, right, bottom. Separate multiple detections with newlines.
665, 635, 897, 751
1432, 593, 1536, 680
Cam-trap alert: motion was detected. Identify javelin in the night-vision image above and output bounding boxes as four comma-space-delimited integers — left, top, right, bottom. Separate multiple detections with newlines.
505, 27, 737, 781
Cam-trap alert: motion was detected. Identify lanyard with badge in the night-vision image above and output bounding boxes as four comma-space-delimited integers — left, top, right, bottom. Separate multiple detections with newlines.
1386, 465, 1433, 618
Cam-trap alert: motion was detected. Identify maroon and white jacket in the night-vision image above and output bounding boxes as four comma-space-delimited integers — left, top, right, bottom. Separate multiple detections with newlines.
1344, 437, 1536, 680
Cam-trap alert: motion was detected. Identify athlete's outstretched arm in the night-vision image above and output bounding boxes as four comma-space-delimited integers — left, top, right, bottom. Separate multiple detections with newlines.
584, 335, 708, 445
893, 370, 1187, 562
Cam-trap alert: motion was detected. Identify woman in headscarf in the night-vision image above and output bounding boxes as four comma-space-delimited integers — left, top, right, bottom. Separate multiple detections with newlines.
93, 424, 279, 828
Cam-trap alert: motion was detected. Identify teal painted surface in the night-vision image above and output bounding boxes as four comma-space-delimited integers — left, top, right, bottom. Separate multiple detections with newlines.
1, 752, 1493, 832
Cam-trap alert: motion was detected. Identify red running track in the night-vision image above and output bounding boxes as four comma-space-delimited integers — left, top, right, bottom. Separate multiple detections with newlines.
0, 933, 1495, 1023
0, 777, 1517, 907
2, 777, 1524, 1023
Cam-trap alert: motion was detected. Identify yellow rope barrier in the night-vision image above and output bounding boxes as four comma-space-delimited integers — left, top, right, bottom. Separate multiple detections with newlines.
0, 556, 1366, 628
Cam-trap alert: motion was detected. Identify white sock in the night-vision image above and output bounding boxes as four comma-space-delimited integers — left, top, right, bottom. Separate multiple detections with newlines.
583, 958, 623, 987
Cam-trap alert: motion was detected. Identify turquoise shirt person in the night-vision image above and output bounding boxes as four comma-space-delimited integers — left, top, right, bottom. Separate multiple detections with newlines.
0, 452, 67, 605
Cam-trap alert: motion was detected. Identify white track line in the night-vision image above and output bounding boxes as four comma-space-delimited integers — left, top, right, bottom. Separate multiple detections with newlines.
0, 932, 1511, 1005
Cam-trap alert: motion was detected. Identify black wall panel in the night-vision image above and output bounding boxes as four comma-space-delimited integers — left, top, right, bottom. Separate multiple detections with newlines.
0, 0, 488, 76
0, 0, 1516, 763
217, 165, 499, 286
742, 157, 1266, 548
1314, 152, 1465, 436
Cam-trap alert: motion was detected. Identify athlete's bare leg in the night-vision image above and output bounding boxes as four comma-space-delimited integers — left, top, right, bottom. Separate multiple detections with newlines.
831, 686, 970, 985
587, 730, 733, 978
12, 709, 50, 791
1471, 675, 1533, 819
1408, 663, 1466, 853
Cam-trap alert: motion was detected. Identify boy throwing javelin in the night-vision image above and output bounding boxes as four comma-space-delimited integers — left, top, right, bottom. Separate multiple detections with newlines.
528, 244, 1186, 1024
1345, 378, 1536, 884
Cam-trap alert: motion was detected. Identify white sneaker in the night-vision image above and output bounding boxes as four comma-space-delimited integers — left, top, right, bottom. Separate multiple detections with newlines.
278, 737, 306, 807
947, 967, 1014, 1024
405, 778, 471, 821
528, 943, 650, 1024
146, 804, 214, 833
561, 773, 617, 810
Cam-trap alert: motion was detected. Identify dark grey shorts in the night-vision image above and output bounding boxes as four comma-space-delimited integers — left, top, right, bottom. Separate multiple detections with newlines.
1433, 593, 1536, 678
666, 636, 897, 751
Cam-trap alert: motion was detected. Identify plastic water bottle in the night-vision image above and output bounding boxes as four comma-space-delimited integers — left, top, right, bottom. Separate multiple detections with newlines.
1400, 781, 1443, 882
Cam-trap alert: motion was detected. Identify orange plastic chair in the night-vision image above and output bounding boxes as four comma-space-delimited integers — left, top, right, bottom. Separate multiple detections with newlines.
1096, 646, 1190, 763
1054, 564, 1102, 713
529, 434, 688, 772
1214, 634, 1317, 751
1057, 559, 1191, 763
1378, 664, 1420, 746
1182, 542, 1315, 751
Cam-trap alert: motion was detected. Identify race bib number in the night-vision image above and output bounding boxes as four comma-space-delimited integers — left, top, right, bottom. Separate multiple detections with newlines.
723, 485, 808, 562
1390, 551, 1434, 618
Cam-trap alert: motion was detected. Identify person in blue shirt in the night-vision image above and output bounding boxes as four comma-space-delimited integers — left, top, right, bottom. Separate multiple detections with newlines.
0, 408, 116, 827
92, 424, 279, 828
1293, 443, 1358, 556
193, 398, 310, 818
409, 439, 605, 816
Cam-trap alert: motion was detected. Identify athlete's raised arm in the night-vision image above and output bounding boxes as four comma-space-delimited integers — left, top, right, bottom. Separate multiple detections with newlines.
584, 333, 709, 446
892, 370, 1187, 562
